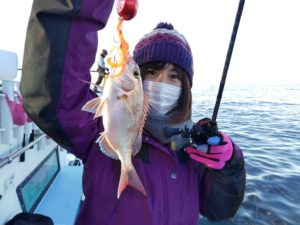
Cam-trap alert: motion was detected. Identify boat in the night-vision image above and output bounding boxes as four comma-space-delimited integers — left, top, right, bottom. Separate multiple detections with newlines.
0, 49, 83, 225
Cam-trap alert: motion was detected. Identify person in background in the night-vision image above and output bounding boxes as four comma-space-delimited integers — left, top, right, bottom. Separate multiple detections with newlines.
93, 49, 108, 93
20, 0, 246, 225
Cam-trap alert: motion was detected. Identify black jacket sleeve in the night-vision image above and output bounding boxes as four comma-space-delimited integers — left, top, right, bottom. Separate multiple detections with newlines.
199, 141, 246, 221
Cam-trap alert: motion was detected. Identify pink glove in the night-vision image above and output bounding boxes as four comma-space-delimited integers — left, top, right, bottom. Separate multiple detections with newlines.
185, 132, 233, 170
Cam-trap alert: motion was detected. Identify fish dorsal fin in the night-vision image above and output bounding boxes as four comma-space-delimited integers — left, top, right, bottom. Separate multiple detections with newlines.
133, 94, 150, 156
96, 132, 119, 160
82, 96, 106, 118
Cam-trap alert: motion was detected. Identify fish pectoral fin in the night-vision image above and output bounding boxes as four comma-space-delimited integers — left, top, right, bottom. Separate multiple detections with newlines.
118, 94, 134, 120
118, 165, 146, 199
94, 99, 106, 119
82, 97, 104, 116
97, 132, 119, 160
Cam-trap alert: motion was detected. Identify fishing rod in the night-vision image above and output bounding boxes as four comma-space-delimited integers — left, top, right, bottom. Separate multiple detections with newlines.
212, 0, 245, 122
164, 0, 246, 150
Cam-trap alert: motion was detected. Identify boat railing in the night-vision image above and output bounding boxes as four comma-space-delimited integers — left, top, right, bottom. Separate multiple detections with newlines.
0, 133, 47, 169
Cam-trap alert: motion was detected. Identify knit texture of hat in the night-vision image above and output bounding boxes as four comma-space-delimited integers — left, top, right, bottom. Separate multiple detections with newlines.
133, 22, 194, 86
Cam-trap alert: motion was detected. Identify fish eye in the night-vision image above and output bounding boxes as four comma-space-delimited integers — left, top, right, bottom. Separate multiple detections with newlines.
133, 70, 140, 79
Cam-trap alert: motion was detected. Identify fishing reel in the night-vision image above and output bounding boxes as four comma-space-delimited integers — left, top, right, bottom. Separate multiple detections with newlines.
164, 118, 220, 151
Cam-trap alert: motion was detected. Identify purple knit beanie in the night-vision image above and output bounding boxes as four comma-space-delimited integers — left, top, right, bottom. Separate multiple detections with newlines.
133, 22, 194, 86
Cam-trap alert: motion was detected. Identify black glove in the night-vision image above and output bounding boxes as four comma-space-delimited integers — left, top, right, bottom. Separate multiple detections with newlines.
191, 118, 222, 146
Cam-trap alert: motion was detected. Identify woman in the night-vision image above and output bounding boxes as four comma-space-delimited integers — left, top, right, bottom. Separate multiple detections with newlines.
20, 0, 245, 224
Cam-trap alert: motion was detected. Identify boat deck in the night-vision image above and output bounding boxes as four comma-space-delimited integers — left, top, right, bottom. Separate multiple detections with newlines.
35, 165, 83, 225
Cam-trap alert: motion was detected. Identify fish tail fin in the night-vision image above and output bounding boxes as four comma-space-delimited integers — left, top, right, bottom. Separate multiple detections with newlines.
117, 165, 146, 199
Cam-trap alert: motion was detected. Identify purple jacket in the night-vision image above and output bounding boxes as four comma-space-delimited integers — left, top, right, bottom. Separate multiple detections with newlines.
20, 0, 245, 224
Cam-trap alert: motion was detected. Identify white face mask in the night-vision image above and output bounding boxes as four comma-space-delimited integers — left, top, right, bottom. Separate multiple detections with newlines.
143, 81, 182, 115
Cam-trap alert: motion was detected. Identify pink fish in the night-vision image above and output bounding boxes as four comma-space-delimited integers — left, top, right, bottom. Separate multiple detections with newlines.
82, 57, 148, 198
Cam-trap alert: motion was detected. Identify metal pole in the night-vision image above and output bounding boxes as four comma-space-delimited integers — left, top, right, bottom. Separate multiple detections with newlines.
0, 134, 47, 169
212, 0, 246, 121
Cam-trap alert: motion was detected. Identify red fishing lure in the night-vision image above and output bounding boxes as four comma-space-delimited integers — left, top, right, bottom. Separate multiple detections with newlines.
117, 0, 138, 21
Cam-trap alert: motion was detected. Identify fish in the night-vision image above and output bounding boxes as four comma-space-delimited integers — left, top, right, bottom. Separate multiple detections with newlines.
82, 57, 148, 198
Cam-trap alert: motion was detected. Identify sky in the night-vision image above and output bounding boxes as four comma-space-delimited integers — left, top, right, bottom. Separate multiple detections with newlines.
0, 0, 299, 86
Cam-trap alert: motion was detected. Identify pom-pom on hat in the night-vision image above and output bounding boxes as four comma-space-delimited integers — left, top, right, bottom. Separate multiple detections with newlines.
133, 22, 194, 86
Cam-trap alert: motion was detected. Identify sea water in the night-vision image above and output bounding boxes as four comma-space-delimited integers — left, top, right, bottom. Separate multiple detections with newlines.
192, 84, 300, 225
